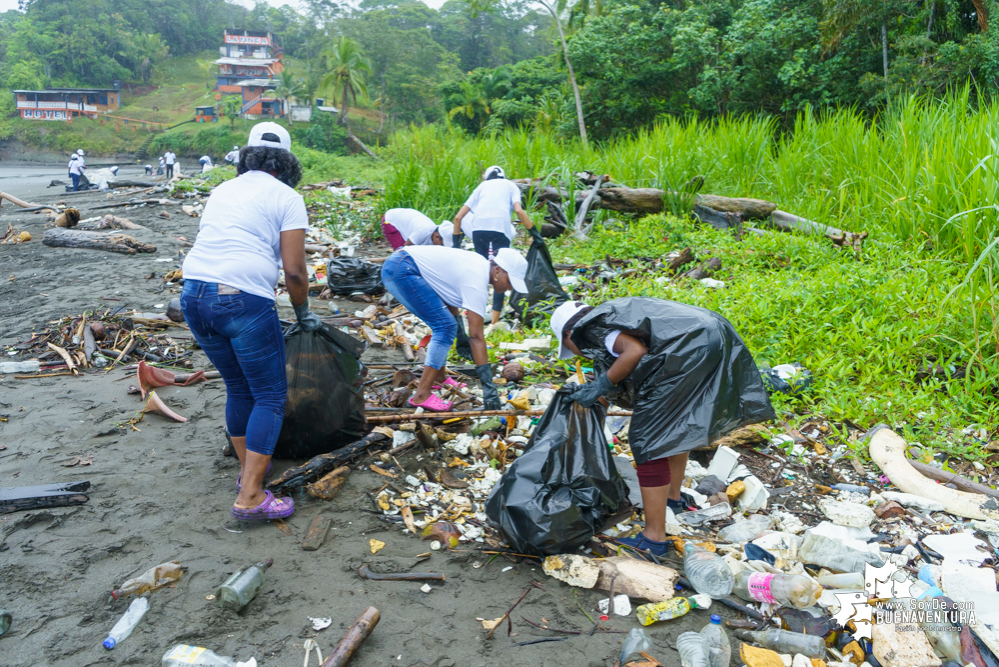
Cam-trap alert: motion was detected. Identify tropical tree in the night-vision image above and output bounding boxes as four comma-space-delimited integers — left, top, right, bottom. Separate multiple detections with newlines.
221, 95, 242, 129
267, 70, 306, 124
319, 36, 372, 128
447, 79, 488, 123
124, 33, 169, 84
535, 0, 587, 144
479, 67, 511, 112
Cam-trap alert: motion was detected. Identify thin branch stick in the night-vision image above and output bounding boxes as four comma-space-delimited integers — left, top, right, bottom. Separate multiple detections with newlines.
486, 582, 538, 640
365, 408, 633, 423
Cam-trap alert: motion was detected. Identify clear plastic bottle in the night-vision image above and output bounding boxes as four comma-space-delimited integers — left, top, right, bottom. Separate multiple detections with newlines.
798, 530, 884, 573
676, 631, 709, 667
619, 628, 652, 665
717, 514, 773, 543
816, 572, 865, 589
733, 629, 826, 659
700, 615, 731, 667
677, 503, 732, 527
217, 559, 272, 612
683, 542, 735, 598
112, 561, 183, 599
162, 645, 238, 666
102, 597, 149, 649
636, 594, 712, 626
733, 571, 821, 608
0, 360, 40, 373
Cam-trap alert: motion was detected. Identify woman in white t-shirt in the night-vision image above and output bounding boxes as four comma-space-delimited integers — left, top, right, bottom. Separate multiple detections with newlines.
181, 122, 322, 522
452, 166, 544, 324
381, 208, 450, 249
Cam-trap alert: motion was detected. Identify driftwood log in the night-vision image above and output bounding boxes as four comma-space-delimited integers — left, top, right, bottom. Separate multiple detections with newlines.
693, 204, 742, 231
267, 432, 388, 492
42, 228, 156, 255
766, 210, 868, 255
0, 191, 59, 212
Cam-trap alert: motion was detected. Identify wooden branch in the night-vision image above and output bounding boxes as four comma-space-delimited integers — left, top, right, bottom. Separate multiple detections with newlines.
394, 322, 415, 361
767, 210, 868, 255
42, 228, 156, 255
267, 432, 388, 492
357, 565, 444, 581
909, 459, 999, 501
321, 607, 380, 667
695, 195, 775, 219
0, 191, 58, 212
364, 408, 634, 423
47, 342, 78, 376
573, 174, 606, 238
347, 129, 380, 160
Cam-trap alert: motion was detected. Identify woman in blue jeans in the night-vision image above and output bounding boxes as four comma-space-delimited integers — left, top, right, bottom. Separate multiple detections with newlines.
180, 122, 322, 521
381, 245, 528, 412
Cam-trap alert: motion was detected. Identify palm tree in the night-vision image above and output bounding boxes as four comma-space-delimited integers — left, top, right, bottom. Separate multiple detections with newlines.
267, 70, 306, 124
447, 80, 488, 124
125, 33, 170, 84
319, 36, 372, 128
479, 68, 511, 113
221, 95, 242, 129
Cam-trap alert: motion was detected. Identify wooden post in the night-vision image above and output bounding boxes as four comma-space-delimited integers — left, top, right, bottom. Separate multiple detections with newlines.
320, 607, 380, 667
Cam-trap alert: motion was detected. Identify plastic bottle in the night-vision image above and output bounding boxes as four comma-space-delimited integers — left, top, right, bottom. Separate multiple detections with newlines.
0, 360, 40, 373
816, 572, 865, 589
217, 559, 272, 612
733, 629, 826, 659
683, 542, 735, 598
776, 608, 838, 637
830, 483, 870, 495
636, 594, 712, 626
112, 561, 183, 599
733, 570, 822, 608
798, 530, 884, 573
717, 514, 773, 543
103, 597, 149, 649
162, 645, 239, 666
700, 615, 731, 667
676, 631, 709, 667
677, 503, 733, 527
918, 564, 943, 588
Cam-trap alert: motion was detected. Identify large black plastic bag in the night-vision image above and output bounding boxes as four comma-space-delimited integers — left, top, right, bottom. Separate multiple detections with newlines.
485, 387, 631, 556
509, 239, 569, 326
273, 322, 368, 459
570, 297, 775, 465
326, 257, 385, 296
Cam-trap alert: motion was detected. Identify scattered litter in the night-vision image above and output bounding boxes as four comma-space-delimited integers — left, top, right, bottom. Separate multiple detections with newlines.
310, 617, 333, 631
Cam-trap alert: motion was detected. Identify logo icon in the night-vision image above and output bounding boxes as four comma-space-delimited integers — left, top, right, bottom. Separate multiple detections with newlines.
832, 560, 913, 640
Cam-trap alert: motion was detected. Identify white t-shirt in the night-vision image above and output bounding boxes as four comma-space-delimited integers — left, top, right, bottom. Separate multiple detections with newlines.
463, 179, 521, 239
164, 152, 176, 165
76, 155, 85, 167
402, 246, 490, 318
69, 159, 83, 176
225, 150, 239, 163
200, 156, 212, 165
384, 208, 437, 246
605, 330, 621, 357
182, 171, 309, 300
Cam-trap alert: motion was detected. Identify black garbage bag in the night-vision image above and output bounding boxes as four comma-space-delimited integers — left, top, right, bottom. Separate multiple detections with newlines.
509, 238, 569, 327
326, 257, 385, 297
570, 297, 775, 464
485, 387, 631, 556
273, 322, 368, 459
760, 363, 813, 395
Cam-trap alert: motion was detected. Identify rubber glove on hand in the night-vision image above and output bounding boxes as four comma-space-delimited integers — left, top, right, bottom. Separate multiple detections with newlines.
475, 364, 502, 410
292, 298, 323, 333
528, 225, 544, 244
453, 315, 474, 361
452, 232, 465, 249
568, 374, 614, 408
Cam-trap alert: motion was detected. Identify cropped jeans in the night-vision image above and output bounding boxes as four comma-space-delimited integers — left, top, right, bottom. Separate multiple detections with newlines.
180, 280, 286, 456
381, 251, 457, 369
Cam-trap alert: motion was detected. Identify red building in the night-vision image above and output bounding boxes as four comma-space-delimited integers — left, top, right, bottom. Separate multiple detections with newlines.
214, 29, 284, 117
14, 87, 120, 121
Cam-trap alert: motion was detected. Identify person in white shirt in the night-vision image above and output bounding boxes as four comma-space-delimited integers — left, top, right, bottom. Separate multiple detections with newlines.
381, 208, 450, 249
164, 150, 176, 178
144, 164, 153, 175
199, 155, 214, 173
381, 245, 528, 412
157, 156, 165, 175
224, 146, 240, 165
181, 122, 320, 521
76, 149, 85, 168
68, 154, 84, 191
453, 166, 543, 323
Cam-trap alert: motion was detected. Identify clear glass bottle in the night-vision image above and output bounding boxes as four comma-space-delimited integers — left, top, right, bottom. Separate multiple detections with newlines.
733, 629, 826, 659
217, 559, 273, 612
683, 542, 735, 598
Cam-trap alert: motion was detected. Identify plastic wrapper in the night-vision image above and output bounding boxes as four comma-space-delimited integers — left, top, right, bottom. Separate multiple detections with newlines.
484, 387, 631, 556
508, 239, 569, 326
760, 362, 813, 395
325, 258, 385, 296
570, 297, 775, 464
273, 322, 368, 459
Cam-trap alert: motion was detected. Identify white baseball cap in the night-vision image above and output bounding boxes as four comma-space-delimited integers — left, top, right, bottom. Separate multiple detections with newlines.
233, 145, 239, 151
437, 221, 454, 241
483, 165, 505, 180
77, 149, 84, 155
248, 122, 291, 151
550, 300, 589, 360
492, 247, 528, 294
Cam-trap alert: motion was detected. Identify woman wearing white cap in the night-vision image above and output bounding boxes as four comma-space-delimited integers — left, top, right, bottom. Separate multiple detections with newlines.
381, 207, 451, 249
181, 122, 322, 521
453, 166, 544, 324
549, 297, 774, 556
381, 245, 528, 412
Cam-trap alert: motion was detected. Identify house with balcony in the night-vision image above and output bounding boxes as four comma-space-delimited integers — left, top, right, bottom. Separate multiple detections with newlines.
13, 87, 120, 121
215, 29, 285, 117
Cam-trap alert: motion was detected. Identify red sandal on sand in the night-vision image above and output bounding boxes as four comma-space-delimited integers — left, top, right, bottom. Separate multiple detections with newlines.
231, 490, 295, 520
432, 377, 468, 391
408, 395, 452, 412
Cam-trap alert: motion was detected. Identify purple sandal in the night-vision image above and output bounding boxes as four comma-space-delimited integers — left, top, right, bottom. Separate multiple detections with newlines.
236, 463, 274, 492
231, 490, 295, 520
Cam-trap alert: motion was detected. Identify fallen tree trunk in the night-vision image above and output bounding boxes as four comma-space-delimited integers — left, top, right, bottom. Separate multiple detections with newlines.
767, 210, 868, 255
42, 228, 157, 255
695, 194, 775, 219
106, 180, 159, 189
267, 431, 388, 492
693, 204, 742, 231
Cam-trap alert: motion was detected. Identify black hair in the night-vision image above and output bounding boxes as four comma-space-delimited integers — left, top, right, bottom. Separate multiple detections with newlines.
237, 146, 303, 188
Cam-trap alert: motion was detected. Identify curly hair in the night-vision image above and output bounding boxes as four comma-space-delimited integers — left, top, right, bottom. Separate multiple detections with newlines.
237, 146, 303, 187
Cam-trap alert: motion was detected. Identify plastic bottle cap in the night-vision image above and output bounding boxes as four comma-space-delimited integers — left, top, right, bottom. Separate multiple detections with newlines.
711, 614, 722, 624
599, 614, 609, 621
103, 637, 116, 649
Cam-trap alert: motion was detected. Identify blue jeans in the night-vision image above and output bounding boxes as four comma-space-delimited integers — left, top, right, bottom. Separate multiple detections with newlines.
71, 173, 80, 191
381, 251, 457, 369
472, 230, 511, 312
180, 280, 286, 456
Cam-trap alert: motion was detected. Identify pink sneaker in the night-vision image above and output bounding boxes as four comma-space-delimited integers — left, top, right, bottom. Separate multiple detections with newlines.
432, 377, 468, 391
408, 395, 452, 412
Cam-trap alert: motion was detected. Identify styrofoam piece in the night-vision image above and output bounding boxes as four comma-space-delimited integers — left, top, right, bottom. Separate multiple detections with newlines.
706, 445, 740, 482
818, 499, 875, 528
737, 475, 769, 511
685, 459, 709, 483
598, 594, 632, 616
880, 491, 946, 512
922, 532, 989, 566
499, 336, 551, 351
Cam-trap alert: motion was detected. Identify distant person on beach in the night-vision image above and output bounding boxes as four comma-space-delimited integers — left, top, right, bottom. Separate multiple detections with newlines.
157, 157, 165, 175
452, 165, 543, 324
224, 146, 239, 165
164, 149, 176, 178
76, 149, 85, 168
381, 208, 451, 250
145, 164, 153, 175
68, 154, 84, 191
199, 155, 214, 173
180, 122, 319, 521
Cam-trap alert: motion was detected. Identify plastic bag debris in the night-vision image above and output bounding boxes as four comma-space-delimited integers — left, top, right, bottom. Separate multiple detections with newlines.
273, 323, 367, 459
484, 386, 631, 556
760, 362, 813, 395
620, 628, 651, 665
508, 238, 569, 326
325, 257, 385, 296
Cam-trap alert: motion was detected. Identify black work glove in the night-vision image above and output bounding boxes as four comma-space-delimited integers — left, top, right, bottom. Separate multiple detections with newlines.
292, 298, 323, 333
475, 363, 502, 410
528, 225, 544, 244
567, 374, 615, 408
452, 232, 465, 249
453, 315, 474, 361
